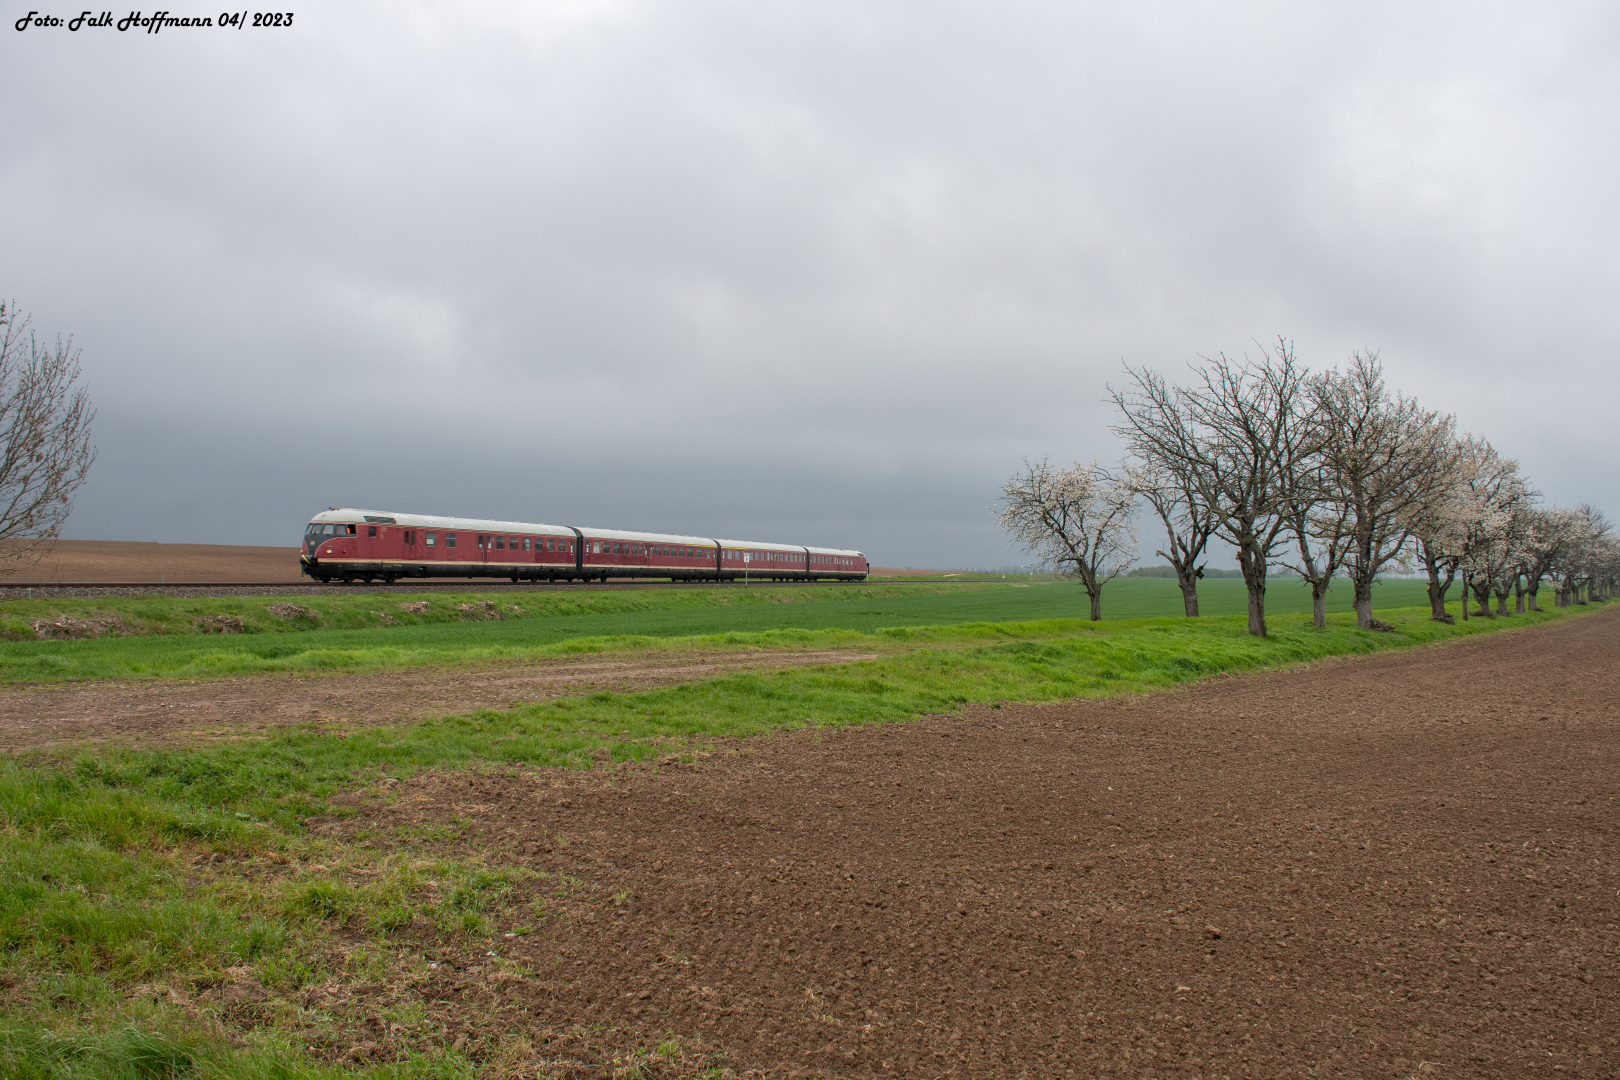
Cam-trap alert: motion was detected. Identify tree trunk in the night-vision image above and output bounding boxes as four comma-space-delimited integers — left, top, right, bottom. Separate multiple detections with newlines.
1177, 574, 1199, 617
1089, 590, 1102, 622
1471, 577, 1493, 617
1515, 576, 1526, 614
1353, 577, 1374, 630
1237, 550, 1267, 637
1312, 586, 1327, 629
1423, 549, 1454, 621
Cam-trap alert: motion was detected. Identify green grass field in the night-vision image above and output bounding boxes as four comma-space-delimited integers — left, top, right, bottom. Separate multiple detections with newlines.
0, 573, 1597, 1077
0, 577, 1441, 684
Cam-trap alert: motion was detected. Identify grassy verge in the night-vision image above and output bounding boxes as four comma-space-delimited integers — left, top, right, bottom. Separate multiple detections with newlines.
0, 578, 1443, 684
0, 600, 1597, 1077
0, 581, 994, 640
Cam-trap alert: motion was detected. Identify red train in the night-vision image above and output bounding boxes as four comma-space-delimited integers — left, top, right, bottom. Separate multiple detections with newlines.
300, 508, 869, 583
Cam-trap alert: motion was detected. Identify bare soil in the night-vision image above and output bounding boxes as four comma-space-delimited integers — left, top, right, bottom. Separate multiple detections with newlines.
0, 648, 874, 753
287, 609, 1619, 1078
10, 539, 304, 583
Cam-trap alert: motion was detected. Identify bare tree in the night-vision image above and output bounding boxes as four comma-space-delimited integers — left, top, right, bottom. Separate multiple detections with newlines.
1112, 338, 1315, 637
1307, 353, 1455, 629
0, 302, 97, 573
1121, 458, 1216, 616
1278, 455, 1352, 630
996, 458, 1136, 621
1408, 465, 1466, 622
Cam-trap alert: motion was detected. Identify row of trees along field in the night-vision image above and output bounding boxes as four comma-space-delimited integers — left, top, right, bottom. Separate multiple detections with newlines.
996, 339, 1617, 636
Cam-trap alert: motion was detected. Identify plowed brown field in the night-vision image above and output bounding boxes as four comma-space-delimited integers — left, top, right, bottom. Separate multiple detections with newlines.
9, 539, 303, 582
259, 609, 1620, 1078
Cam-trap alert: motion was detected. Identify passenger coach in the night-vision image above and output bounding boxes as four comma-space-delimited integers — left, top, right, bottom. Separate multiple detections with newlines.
300, 509, 868, 584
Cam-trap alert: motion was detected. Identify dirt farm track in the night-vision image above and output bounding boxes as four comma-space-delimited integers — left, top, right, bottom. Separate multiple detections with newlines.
13, 607, 1620, 1076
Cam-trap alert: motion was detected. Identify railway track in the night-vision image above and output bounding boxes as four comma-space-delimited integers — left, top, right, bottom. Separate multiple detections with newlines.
0, 578, 932, 600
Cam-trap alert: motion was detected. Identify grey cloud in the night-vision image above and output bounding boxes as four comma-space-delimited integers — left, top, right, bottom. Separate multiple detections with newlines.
3, 1, 1615, 569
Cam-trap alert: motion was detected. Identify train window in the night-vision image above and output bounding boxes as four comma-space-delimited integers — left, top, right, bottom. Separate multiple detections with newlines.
546, 538, 555, 551
425, 532, 436, 546
368, 526, 377, 538
495, 536, 505, 550
446, 533, 456, 548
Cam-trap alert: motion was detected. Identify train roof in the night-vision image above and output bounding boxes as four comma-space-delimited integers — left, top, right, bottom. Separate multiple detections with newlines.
310, 509, 573, 536
309, 510, 863, 558
715, 538, 864, 558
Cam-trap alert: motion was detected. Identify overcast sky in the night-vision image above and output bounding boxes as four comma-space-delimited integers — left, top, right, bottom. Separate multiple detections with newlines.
5, 2, 1616, 568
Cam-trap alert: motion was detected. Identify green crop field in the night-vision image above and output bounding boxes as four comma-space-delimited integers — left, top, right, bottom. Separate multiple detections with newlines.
0, 577, 1597, 1077
0, 576, 1444, 684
